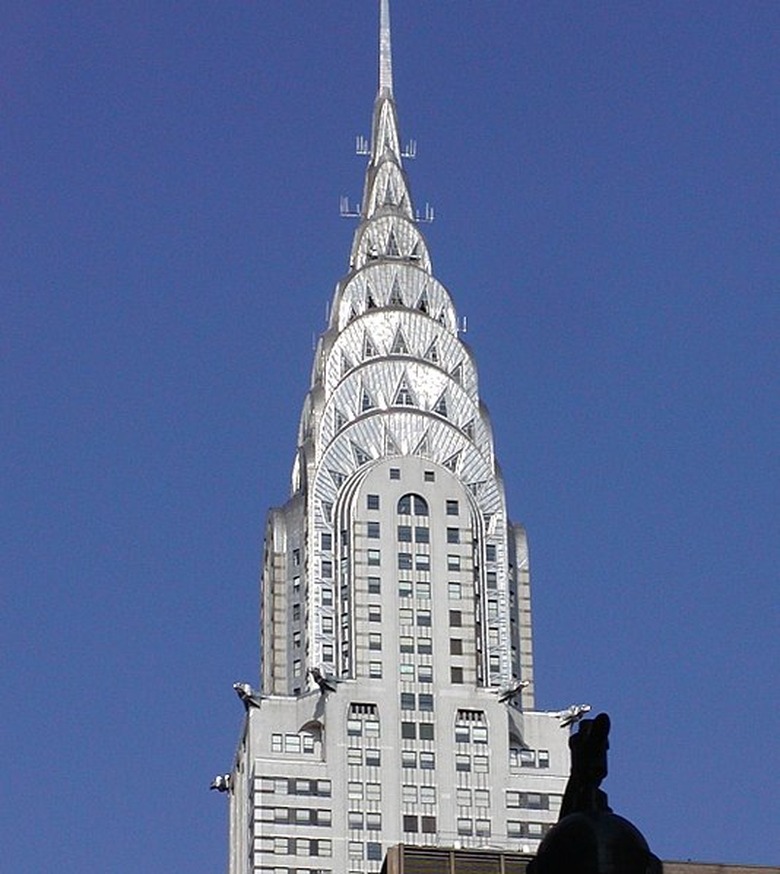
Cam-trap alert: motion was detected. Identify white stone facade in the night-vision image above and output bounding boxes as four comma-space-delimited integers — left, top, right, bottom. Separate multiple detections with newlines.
225, 4, 569, 874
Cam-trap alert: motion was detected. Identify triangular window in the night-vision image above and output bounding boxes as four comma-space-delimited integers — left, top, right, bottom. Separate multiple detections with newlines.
348, 305, 358, 323
341, 353, 354, 376
443, 451, 461, 473
390, 328, 410, 355
363, 333, 378, 358
389, 276, 404, 306
328, 469, 346, 488
352, 443, 372, 466
424, 341, 439, 364
361, 388, 376, 413
416, 291, 429, 314
394, 376, 416, 407
383, 179, 395, 206
384, 428, 401, 456
409, 241, 421, 262
386, 230, 400, 257
433, 391, 448, 418
462, 419, 475, 440
451, 362, 463, 385
437, 308, 448, 326
414, 432, 430, 457
321, 501, 333, 523
334, 408, 347, 431
366, 286, 377, 309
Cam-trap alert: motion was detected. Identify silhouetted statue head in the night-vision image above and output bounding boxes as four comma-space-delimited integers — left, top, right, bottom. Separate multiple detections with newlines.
527, 713, 661, 874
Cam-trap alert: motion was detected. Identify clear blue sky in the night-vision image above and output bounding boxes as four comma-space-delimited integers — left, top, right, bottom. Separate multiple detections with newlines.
4, 2, 778, 871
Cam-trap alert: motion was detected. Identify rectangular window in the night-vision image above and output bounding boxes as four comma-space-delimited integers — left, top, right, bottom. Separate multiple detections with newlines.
420, 785, 436, 804
475, 819, 491, 836
398, 579, 413, 598
486, 544, 497, 561
401, 750, 417, 768
455, 724, 470, 743
398, 552, 413, 570
347, 749, 362, 765
473, 725, 488, 744
368, 605, 382, 622
322, 616, 333, 633
418, 693, 434, 712
366, 812, 382, 831
401, 721, 416, 739
367, 494, 380, 510
450, 638, 463, 655
449, 610, 462, 627
474, 789, 490, 807
416, 581, 431, 599
417, 637, 432, 655
457, 818, 473, 836
424, 470, 435, 482
538, 750, 550, 769
293, 659, 302, 677
367, 576, 381, 594
419, 723, 435, 741
448, 581, 461, 600
367, 521, 380, 539
415, 553, 430, 571
399, 608, 413, 624
365, 748, 381, 766
473, 755, 489, 773
507, 820, 523, 838
402, 784, 418, 803
456, 788, 471, 807
447, 527, 460, 544
364, 718, 380, 737
400, 692, 415, 710
367, 549, 381, 566
390, 468, 401, 480
348, 842, 363, 860
366, 843, 382, 862
397, 525, 412, 542
399, 635, 414, 653
421, 816, 437, 834
486, 571, 497, 589
322, 586, 333, 606
447, 554, 461, 571
399, 663, 415, 678
347, 721, 362, 737
403, 815, 418, 833
369, 660, 382, 678
419, 751, 435, 770
455, 754, 471, 772
348, 782, 363, 799
348, 810, 364, 829
451, 666, 464, 684
446, 499, 459, 515
369, 632, 382, 651
418, 664, 433, 682
321, 533, 332, 551
366, 783, 381, 801
414, 526, 430, 543
417, 609, 431, 627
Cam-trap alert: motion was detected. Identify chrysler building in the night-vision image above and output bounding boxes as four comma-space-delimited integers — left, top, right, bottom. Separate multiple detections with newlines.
221, 4, 569, 872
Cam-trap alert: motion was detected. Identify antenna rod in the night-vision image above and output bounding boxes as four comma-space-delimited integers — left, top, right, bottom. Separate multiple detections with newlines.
379, 0, 393, 96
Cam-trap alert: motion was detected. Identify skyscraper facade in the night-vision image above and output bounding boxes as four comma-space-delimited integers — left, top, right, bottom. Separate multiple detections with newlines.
224, 4, 569, 873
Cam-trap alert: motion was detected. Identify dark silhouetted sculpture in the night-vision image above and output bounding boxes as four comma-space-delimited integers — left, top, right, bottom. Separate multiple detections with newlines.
528, 713, 662, 874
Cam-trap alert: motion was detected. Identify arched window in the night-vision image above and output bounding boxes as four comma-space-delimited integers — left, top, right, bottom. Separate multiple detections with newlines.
397, 493, 429, 516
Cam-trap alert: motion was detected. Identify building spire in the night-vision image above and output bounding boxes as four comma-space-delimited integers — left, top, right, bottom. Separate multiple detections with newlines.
379, 0, 393, 96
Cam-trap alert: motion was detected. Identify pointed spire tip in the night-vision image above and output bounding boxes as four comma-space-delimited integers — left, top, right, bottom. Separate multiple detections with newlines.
379, 0, 393, 96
